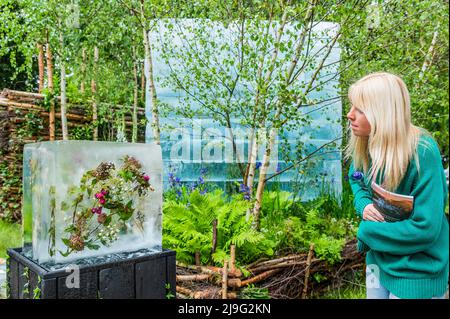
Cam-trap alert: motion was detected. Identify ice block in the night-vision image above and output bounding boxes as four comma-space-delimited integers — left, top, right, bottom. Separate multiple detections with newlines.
22, 140, 163, 264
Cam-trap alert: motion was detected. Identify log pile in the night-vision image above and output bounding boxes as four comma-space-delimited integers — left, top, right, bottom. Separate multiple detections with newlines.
0, 88, 146, 221
175, 239, 364, 299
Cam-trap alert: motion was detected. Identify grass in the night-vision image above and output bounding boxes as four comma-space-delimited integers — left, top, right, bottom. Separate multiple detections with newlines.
314, 269, 366, 299
0, 219, 21, 259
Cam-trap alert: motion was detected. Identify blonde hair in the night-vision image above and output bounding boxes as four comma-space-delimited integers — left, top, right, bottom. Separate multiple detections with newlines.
344, 72, 425, 191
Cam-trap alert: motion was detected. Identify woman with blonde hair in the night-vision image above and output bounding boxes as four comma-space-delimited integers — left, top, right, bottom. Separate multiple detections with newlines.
345, 72, 449, 299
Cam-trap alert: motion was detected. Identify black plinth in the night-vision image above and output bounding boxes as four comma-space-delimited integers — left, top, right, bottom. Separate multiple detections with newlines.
7, 247, 176, 299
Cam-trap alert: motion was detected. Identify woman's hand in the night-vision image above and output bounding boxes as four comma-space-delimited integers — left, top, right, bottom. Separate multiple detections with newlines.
363, 204, 385, 222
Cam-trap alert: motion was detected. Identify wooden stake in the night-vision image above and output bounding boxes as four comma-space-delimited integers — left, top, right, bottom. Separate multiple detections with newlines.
241, 268, 283, 286
249, 259, 317, 274
176, 274, 211, 282
195, 250, 201, 271
230, 245, 236, 273
211, 219, 218, 254
301, 243, 315, 299
222, 261, 228, 299
176, 262, 242, 278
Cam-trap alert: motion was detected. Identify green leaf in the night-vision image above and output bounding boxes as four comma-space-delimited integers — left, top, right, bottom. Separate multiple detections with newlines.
61, 238, 71, 247
64, 225, 77, 233
103, 215, 112, 226
85, 242, 100, 250
60, 201, 70, 211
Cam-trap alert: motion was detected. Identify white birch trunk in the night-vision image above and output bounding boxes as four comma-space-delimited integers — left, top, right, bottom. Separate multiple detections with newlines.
251, 128, 277, 230
132, 47, 139, 143
81, 47, 86, 94
141, 1, 160, 145
59, 31, 69, 140
419, 29, 439, 80
92, 46, 99, 141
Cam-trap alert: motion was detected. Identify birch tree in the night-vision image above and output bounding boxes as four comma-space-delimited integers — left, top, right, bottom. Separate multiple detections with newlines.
156, 1, 369, 229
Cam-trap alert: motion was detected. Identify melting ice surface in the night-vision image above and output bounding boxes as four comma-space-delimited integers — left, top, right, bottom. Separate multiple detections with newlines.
21, 247, 163, 272
146, 19, 343, 200
22, 141, 163, 265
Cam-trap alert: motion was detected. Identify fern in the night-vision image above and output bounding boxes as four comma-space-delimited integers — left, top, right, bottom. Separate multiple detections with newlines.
163, 186, 357, 267
163, 188, 276, 266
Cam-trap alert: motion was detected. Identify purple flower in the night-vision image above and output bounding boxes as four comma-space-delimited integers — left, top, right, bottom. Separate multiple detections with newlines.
101, 189, 108, 195
200, 189, 207, 195
99, 198, 106, 205
175, 177, 181, 184
200, 168, 208, 175
198, 176, 204, 184
176, 190, 182, 198
143, 175, 150, 182
168, 172, 178, 187
239, 183, 251, 200
239, 183, 249, 193
351, 171, 363, 180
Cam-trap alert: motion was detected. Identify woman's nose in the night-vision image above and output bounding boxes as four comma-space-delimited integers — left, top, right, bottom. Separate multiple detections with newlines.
347, 109, 354, 121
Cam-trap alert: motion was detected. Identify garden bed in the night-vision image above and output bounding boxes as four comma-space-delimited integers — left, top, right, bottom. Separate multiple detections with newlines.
175, 239, 364, 299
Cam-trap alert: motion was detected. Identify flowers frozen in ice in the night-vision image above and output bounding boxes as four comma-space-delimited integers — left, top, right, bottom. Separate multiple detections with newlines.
69, 234, 84, 251
60, 155, 155, 256
97, 213, 107, 224
91, 206, 102, 214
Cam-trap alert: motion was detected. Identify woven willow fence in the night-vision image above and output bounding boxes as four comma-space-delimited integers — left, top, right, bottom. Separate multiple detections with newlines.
0, 88, 146, 221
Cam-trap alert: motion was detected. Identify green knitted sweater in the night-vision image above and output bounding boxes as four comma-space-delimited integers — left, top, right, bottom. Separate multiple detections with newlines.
348, 134, 449, 299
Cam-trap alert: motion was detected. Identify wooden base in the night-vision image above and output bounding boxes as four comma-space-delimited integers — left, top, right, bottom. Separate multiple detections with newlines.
7, 247, 176, 299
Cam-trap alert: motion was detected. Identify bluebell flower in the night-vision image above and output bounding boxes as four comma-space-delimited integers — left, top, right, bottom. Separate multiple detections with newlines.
200, 189, 207, 195
255, 162, 262, 169
200, 167, 208, 175
239, 183, 249, 193
239, 183, 251, 200
198, 176, 204, 184
276, 163, 281, 173
176, 190, 182, 198
175, 177, 181, 184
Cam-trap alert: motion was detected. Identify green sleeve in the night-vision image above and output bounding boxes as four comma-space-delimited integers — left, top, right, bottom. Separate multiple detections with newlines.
348, 162, 373, 219
357, 139, 447, 255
